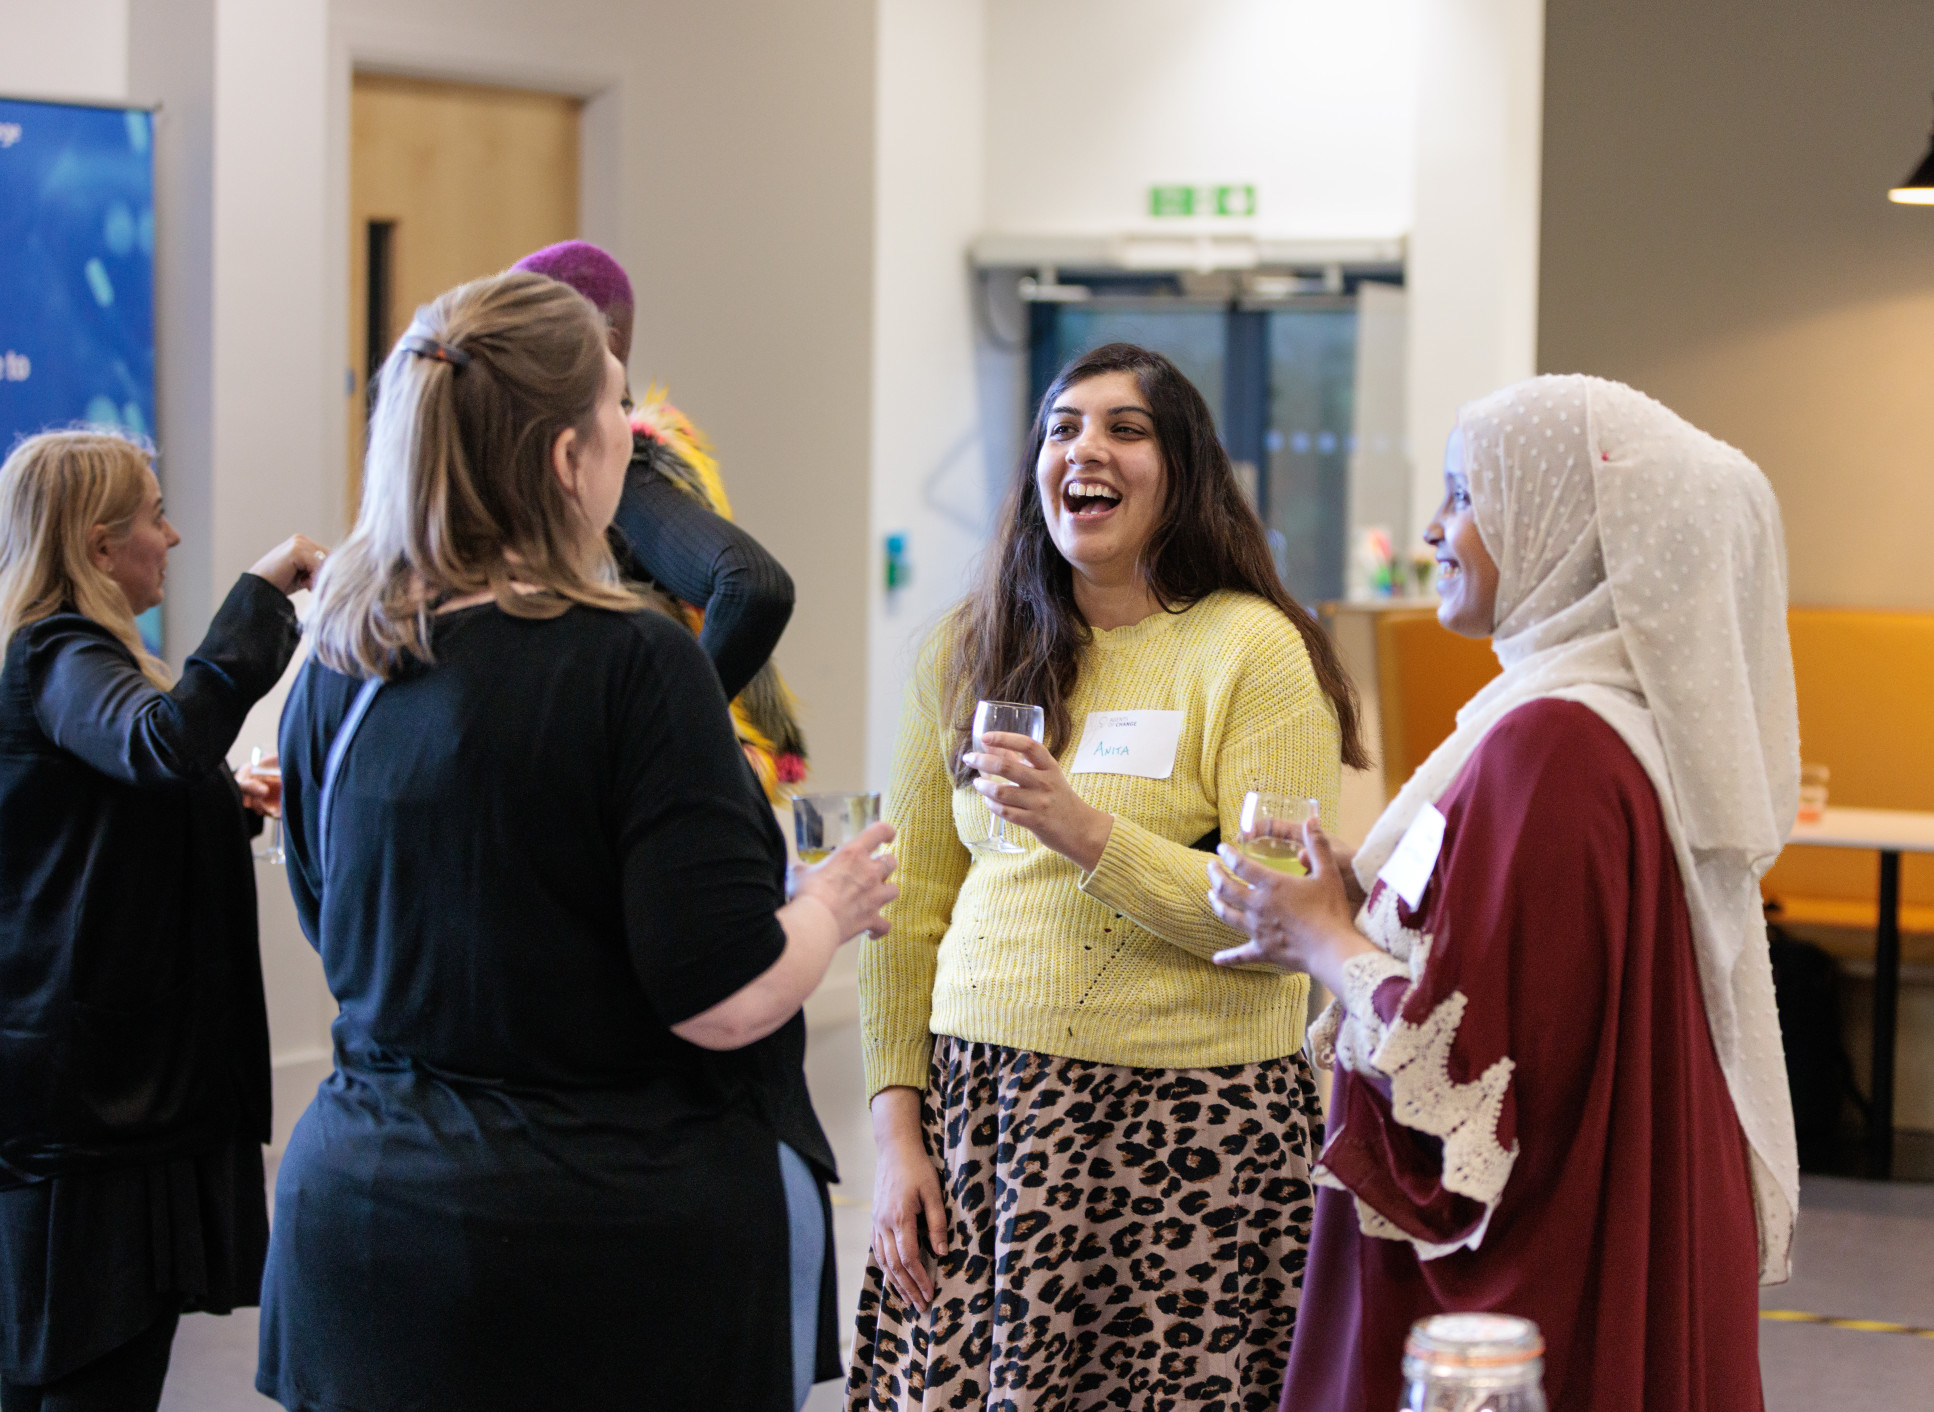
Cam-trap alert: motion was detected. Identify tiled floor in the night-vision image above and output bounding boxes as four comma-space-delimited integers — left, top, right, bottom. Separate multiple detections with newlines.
156, 1017, 1934, 1410
1756, 1175, 1934, 1410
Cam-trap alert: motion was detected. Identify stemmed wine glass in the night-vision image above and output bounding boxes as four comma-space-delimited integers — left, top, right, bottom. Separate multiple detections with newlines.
971, 700, 1045, 855
248, 746, 285, 865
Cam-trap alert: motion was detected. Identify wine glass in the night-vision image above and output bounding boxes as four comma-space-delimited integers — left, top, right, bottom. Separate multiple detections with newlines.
248, 746, 285, 866
971, 700, 1045, 855
1237, 792, 1320, 875
793, 792, 882, 864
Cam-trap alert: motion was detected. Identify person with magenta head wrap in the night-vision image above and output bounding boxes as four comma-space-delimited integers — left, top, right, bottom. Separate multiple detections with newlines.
512, 241, 808, 797
1207, 375, 1798, 1412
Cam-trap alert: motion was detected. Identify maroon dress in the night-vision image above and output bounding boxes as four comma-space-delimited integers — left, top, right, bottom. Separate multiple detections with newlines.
1284, 700, 1764, 1412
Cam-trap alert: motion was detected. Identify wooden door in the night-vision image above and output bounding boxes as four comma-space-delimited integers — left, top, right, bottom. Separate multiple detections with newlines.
347, 74, 581, 517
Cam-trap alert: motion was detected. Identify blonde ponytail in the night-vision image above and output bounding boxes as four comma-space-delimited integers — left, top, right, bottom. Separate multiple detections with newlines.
0, 430, 172, 689
310, 269, 639, 679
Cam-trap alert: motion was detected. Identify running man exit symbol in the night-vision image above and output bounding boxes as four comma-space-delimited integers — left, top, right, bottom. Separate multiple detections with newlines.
1213, 184, 1256, 216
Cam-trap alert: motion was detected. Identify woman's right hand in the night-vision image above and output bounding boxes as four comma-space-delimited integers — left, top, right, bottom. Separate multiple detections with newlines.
1324, 837, 1367, 912
1253, 812, 1367, 912
249, 534, 329, 596
870, 1086, 947, 1313
236, 751, 282, 818
790, 821, 899, 941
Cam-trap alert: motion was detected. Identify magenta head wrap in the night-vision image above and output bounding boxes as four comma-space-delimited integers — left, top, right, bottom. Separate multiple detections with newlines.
511, 240, 633, 317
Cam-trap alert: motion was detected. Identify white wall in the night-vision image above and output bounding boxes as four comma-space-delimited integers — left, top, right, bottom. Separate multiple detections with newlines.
0, 0, 128, 104
867, 0, 990, 790
1404, 0, 1546, 541
983, 0, 1421, 241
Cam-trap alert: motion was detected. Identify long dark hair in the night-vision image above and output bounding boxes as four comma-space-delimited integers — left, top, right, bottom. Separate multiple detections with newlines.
946, 342, 1368, 780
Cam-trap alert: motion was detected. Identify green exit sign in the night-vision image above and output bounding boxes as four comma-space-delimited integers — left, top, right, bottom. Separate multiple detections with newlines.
1149, 184, 1196, 217
1148, 183, 1256, 218
1213, 183, 1256, 216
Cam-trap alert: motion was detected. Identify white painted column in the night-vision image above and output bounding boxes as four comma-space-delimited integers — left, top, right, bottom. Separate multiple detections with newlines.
210, 0, 340, 1145
1404, 0, 1545, 544
866, 0, 991, 792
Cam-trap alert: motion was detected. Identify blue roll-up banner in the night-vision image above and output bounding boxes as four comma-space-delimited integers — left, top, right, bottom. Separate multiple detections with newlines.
0, 97, 160, 650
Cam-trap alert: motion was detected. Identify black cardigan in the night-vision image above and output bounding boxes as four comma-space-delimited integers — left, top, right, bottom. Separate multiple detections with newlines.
0, 575, 298, 1182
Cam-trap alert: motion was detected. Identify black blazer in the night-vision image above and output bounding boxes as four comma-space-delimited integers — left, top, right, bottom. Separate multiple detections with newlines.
0, 575, 298, 1182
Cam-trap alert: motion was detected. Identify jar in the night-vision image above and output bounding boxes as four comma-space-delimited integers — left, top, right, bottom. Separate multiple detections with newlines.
1400, 1313, 1547, 1412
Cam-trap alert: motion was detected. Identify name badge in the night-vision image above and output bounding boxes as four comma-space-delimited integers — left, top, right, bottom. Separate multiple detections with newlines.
1376, 802, 1446, 911
1069, 710, 1185, 780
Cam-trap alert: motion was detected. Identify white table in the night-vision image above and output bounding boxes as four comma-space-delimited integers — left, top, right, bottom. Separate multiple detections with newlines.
1784, 806, 1934, 1178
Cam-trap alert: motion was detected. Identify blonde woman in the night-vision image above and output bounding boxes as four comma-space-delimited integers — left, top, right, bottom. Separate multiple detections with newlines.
255, 271, 897, 1412
848, 344, 1368, 1412
0, 429, 321, 1412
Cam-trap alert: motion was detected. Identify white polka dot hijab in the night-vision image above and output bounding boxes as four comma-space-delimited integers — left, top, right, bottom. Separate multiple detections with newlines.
1352, 374, 1801, 1282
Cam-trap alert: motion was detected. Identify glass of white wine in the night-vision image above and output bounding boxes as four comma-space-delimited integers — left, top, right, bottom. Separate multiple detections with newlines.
1238, 792, 1320, 876
971, 700, 1046, 855
793, 792, 882, 864
247, 746, 286, 865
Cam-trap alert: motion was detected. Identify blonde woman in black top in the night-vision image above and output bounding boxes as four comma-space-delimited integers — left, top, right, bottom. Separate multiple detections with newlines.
0, 429, 322, 1412
258, 271, 896, 1412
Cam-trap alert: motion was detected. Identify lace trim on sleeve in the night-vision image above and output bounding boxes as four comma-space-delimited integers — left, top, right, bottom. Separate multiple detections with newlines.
1348, 991, 1518, 1258
1306, 885, 1428, 1074
1310, 887, 1519, 1260
1307, 950, 1410, 1074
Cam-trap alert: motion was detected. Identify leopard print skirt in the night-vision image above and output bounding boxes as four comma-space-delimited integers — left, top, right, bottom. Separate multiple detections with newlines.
845, 1036, 1321, 1412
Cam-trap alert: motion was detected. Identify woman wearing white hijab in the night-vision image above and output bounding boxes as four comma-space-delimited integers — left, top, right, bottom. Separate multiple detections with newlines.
1207, 375, 1798, 1412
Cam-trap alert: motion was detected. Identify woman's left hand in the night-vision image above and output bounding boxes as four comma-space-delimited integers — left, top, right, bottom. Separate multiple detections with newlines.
963, 732, 1114, 872
1206, 820, 1375, 995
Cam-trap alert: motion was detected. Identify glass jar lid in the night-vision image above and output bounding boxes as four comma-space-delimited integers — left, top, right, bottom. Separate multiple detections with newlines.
1405, 1314, 1545, 1370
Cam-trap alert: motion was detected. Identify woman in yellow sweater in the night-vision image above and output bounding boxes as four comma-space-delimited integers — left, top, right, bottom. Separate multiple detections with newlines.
847, 343, 1368, 1411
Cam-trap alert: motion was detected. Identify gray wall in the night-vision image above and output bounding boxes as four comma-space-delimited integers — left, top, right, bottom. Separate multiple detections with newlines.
1539, 0, 1934, 609
629, 1, 878, 791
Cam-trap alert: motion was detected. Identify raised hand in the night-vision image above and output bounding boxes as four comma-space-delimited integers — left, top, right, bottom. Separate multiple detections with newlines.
249, 535, 329, 596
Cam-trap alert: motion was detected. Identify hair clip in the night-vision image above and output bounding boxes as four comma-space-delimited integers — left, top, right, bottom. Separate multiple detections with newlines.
399, 332, 472, 369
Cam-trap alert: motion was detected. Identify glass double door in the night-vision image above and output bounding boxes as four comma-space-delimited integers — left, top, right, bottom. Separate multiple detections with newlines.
1032, 291, 1404, 607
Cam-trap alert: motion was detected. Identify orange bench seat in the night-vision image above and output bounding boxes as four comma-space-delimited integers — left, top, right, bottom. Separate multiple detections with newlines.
1759, 608, 1934, 940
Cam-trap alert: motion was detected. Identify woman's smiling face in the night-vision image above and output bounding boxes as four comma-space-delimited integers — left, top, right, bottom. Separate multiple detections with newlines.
1034, 371, 1167, 586
1423, 426, 1499, 638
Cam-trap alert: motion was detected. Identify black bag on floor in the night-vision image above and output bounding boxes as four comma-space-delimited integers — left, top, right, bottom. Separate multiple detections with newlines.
1766, 913, 1864, 1172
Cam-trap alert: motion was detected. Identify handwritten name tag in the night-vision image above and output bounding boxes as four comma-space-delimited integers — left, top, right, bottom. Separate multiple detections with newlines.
1376, 802, 1446, 911
1069, 710, 1185, 780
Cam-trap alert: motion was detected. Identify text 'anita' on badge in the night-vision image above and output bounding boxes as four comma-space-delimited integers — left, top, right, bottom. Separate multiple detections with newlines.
1069, 710, 1185, 780
1376, 803, 1446, 911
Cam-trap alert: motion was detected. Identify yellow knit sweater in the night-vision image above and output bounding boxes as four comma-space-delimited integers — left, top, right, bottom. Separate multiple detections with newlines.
860, 590, 1343, 1098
